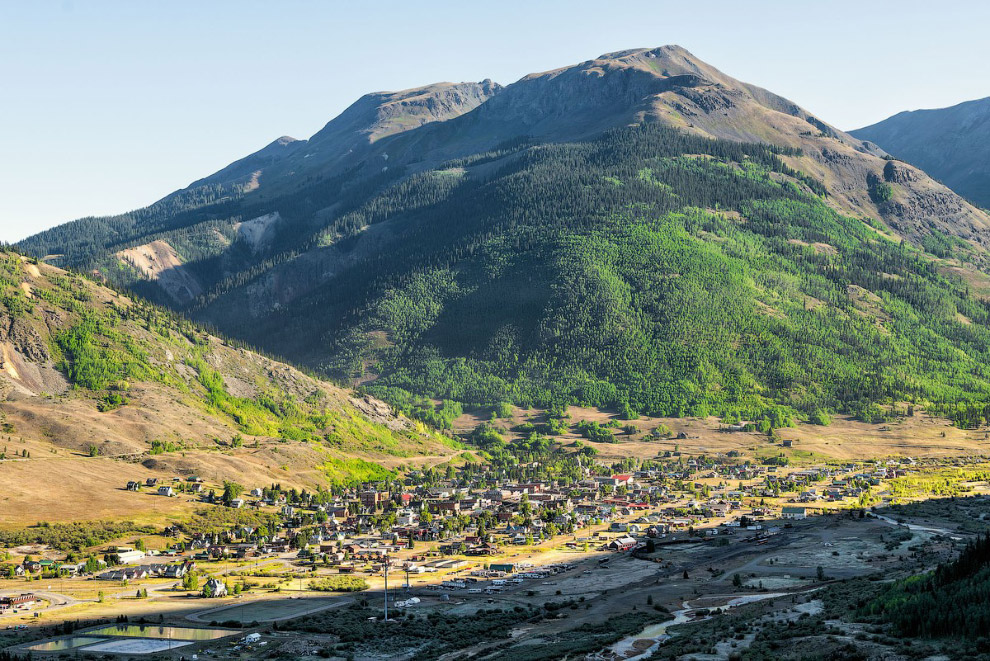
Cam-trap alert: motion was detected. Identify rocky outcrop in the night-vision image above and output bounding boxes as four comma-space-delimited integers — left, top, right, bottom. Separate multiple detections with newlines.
116, 241, 203, 305
349, 394, 410, 431
0, 312, 49, 363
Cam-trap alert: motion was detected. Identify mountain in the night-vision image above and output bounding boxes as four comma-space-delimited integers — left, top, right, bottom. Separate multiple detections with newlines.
0, 249, 458, 525
851, 96, 990, 209
17, 46, 990, 427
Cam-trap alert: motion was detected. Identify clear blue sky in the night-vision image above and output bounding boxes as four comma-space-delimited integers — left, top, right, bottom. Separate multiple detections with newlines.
2, 0, 989, 242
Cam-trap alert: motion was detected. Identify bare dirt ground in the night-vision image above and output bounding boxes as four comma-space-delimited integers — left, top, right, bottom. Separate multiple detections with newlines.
0, 455, 199, 526
0, 513, 950, 660
115, 240, 203, 303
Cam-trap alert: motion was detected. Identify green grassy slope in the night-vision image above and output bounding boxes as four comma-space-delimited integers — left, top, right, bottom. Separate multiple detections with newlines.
0, 250, 457, 485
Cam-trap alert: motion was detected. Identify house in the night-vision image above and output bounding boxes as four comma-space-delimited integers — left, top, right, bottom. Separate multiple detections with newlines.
710, 503, 732, 518
126, 481, 141, 491
145, 478, 158, 487
608, 536, 637, 551
781, 506, 807, 520
202, 578, 227, 598
157, 486, 174, 497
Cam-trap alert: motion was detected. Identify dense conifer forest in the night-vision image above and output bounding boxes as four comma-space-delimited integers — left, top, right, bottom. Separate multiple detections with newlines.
863, 532, 990, 638
260, 124, 990, 425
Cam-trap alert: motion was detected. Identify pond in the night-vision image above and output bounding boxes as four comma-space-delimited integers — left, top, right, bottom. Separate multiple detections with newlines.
26, 637, 107, 651
86, 624, 237, 640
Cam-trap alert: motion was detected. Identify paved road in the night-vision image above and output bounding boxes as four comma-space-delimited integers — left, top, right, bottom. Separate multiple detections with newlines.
0, 589, 79, 619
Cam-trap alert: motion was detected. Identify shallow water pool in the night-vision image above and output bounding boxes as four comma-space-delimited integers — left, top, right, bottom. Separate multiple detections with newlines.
86, 624, 236, 640
26, 637, 107, 651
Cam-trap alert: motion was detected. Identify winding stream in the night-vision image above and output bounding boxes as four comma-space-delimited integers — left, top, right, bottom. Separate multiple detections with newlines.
592, 592, 791, 660
871, 513, 961, 540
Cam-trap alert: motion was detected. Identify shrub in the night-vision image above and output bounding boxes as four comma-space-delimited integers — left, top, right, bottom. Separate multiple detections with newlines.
308, 576, 369, 592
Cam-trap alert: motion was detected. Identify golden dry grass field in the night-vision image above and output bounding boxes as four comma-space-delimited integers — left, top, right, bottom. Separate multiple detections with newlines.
454, 405, 990, 464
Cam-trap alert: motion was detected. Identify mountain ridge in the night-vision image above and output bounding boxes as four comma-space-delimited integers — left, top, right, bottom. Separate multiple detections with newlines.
16, 46, 990, 427
23, 46, 990, 270
851, 96, 990, 209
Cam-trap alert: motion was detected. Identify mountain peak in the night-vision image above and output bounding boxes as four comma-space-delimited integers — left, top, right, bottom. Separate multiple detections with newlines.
22, 45, 990, 280
312, 79, 503, 146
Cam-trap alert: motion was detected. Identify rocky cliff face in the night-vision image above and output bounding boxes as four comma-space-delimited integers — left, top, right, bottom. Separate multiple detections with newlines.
247, 79, 503, 193
320, 79, 503, 144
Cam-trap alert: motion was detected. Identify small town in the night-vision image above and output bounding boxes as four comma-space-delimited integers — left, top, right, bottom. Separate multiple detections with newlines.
3, 423, 988, 657
4, 4, 990, 658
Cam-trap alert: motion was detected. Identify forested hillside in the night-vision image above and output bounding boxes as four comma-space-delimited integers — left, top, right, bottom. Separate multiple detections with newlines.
862, 532, 990, 638
17, 47, 990, 430
244, 122, 990, 426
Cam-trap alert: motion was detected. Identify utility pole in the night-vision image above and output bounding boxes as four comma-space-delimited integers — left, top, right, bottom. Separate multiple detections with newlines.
383, 554, 389, 622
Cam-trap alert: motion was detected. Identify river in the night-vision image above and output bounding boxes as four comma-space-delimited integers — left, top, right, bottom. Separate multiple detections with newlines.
591, 591, 791, 660
870, 513, 961, 539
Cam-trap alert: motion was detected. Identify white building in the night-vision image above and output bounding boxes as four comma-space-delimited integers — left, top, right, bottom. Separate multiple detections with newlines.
781, 506, 807, 520
116, 548, 146, 564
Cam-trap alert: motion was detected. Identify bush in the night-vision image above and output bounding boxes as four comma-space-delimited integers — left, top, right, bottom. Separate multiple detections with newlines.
868, 173, 894, 203
575, 420, 616, 443
493, 401, 514, 419
618, 402, 639, 420
854, 402, 890, 424
809, 408, 831, 426
97, 391, 129, 412
309, 576, 369, 592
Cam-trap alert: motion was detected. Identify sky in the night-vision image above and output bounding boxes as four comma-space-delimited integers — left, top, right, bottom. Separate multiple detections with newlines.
2, 0, 989, 242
